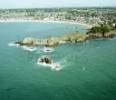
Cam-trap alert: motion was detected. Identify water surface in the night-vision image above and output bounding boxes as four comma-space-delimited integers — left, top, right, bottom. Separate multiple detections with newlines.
0, 22, 116, 100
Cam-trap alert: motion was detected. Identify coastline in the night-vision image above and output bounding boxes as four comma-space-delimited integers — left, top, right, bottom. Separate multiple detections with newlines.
0, 19, 92, 28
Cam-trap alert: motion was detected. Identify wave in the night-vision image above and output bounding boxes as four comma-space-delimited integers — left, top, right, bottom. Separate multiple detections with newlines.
8, 42, 20, 47
37, 56, 62, 71
21, 46, 37, 52
42, 47, 54, 53
37, 62, 62, 71
35, 47, 54, 54
8, 42, 37, 52
109, 37, 116, 40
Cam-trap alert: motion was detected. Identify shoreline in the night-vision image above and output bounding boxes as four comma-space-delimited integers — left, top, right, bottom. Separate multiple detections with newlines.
0, 19, 92, 28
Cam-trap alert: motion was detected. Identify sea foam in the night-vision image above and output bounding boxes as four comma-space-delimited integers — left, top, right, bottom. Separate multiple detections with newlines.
42, 47, 54, 53
37, 62, 62, 71
21, 46, 37, 52
37, 56, 62, 71
8, 42, 37, 52
8, 42, 20, 47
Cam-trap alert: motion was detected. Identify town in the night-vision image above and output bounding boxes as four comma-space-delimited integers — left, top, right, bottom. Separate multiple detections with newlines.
0, 7, 116, 26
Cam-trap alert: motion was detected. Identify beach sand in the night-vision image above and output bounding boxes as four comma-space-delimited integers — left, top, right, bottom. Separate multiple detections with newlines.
0, 19, 92, 28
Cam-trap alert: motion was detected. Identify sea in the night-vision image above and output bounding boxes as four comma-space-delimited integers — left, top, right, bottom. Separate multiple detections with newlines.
0, 22, 116, 100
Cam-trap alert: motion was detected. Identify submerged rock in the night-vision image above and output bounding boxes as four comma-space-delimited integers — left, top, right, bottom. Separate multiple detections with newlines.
15, 41, 24, 46
37, 56, 61, 71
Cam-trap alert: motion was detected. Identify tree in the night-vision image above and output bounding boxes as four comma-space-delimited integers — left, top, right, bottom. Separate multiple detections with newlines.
87, 24, 110, 37
100, 24, 110, 37
87, 26, 101, 34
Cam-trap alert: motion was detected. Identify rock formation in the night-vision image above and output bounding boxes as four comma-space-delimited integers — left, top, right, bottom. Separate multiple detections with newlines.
15, 31, 116, 47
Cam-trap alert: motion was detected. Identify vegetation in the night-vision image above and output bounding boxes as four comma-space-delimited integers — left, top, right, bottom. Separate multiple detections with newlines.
87, 24, 110, 36
87, 20, 116, 38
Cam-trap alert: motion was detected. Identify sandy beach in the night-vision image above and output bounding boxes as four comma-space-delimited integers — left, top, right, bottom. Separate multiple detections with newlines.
0, 19, 92, 28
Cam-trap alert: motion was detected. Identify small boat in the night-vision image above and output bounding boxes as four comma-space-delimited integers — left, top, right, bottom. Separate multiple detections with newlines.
37, 56, 61, 71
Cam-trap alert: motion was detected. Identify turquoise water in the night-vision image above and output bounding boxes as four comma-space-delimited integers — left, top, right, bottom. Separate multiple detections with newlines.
0, 22, 116, 100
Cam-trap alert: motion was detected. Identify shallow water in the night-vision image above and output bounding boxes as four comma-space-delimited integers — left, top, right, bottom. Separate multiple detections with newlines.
0, 22, 116, 100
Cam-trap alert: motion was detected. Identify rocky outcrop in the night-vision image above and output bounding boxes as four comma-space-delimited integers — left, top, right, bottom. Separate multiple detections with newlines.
15, 31, 116, 47
39, 56, 52, 64
22, 37, 39, 46
15, 37, 39, 46
88, 31, 116, 39
15, 33, 90, 47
